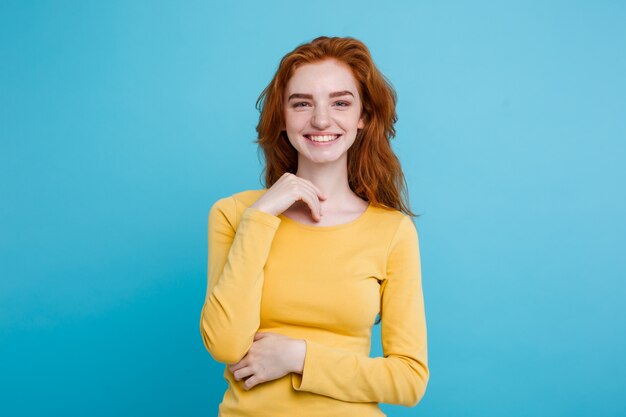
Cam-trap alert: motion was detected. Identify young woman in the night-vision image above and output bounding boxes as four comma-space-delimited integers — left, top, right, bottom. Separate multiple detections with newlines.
200, 36, 429, 416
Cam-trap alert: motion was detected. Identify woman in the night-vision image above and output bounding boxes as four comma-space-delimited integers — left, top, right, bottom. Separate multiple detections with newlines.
200, 36, 429, 416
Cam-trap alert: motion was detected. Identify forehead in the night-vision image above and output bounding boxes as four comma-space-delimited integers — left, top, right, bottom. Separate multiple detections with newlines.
285, 59, 359, 95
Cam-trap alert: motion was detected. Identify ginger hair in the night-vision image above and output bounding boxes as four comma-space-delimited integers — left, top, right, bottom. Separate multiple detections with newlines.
255, 36, 418, 217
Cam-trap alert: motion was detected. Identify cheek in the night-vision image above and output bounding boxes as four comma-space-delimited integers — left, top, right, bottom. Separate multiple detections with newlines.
338, 112, 362, 128
285, 112, 308, 130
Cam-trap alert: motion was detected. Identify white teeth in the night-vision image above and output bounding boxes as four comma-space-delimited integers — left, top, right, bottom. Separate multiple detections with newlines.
308, 134, 339, 142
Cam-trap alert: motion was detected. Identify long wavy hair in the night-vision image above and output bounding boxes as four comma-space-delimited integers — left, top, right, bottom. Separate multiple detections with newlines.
255, 36, 418, 218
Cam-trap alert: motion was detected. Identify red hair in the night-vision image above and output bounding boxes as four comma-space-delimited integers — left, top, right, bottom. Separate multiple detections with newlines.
255, 36, 418, 217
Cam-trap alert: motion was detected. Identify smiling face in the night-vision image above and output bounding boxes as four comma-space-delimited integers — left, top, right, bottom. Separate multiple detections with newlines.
282, 59, 365, 165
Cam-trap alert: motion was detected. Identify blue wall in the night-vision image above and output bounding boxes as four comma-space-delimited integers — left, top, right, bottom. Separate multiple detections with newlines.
1, 1, 624, 416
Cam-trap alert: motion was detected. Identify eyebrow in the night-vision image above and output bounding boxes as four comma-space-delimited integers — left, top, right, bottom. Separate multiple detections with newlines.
288, 90, 354, 101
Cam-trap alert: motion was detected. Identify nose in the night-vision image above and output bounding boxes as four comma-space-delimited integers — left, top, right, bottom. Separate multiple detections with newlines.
311, 105, 331, 129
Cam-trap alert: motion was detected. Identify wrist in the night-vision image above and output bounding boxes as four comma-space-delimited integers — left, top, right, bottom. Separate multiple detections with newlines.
249, 203, 274, 217
291, 339, 306, 374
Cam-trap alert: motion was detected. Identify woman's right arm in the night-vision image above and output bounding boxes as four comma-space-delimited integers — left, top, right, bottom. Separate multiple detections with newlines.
199, 196, 281, 364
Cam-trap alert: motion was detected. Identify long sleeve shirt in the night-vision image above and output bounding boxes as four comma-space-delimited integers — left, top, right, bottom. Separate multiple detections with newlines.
199, 188, 429, 417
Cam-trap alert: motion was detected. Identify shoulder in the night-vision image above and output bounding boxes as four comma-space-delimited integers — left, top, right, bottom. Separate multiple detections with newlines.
210, 188, 266, 210
209, 188, 267, 228
231, 188, 267, 208
368, 204, 416, 232
366, 204, 418, 252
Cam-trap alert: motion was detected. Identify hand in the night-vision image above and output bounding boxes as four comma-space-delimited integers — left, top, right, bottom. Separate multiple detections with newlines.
227, 332, 306, 390
250, 172, 327, 222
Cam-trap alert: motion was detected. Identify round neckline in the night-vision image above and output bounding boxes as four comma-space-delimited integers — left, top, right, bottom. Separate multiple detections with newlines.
278, 202, 372, 231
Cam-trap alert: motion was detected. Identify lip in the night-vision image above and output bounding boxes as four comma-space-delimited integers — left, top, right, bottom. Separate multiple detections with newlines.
304, 134, 341, 146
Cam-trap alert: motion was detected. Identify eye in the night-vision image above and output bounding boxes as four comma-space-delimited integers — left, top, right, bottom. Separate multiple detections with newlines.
293, 102, 310, 108
334, 101, 351, 107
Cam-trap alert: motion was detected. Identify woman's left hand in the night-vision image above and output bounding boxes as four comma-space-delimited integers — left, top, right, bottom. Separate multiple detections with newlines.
227, 332, 306, 390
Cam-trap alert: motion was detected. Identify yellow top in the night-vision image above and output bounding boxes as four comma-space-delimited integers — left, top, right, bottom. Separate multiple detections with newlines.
200, 189, 429, 417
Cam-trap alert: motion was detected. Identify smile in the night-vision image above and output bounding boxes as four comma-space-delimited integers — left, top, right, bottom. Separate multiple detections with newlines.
304, 134, 341, 144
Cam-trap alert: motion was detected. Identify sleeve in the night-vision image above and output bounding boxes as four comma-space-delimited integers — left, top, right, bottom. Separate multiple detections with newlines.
199, 196, 282, 365
291, 215, 429, 407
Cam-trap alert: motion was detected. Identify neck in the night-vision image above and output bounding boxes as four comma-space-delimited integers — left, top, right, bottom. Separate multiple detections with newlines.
295, 155, 356, 209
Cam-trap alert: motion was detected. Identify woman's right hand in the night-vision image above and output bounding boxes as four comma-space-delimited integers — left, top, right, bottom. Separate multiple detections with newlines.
249, 173, 327, 221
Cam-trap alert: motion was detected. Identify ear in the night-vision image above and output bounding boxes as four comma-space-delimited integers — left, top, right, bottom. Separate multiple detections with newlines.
357, 115, 365, 129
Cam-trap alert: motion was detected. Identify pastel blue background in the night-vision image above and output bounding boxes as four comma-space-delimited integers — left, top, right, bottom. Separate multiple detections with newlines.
1, 1, 624, 416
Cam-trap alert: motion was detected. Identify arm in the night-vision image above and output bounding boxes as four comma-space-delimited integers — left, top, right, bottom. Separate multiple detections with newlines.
291, 215, 429, 407
199, 196, 281, 364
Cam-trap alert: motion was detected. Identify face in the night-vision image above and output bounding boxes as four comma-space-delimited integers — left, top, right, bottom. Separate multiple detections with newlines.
282, 59, 365, 165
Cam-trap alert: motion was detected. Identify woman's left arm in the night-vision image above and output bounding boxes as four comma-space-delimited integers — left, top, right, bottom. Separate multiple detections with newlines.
291, 215, 429, 407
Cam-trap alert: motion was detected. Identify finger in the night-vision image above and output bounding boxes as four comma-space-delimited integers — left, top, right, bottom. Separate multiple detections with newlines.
289, 173, 327, 201
300, 192, 322, 222
233, 366, 254, 382
284, 175, 323, 218
229, 361, 245, 372
301, 186, 322, 218
244, 375, 260, 390
299, 177, 327, 200
309, 188, 323, 218
298, 178, 327, 204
